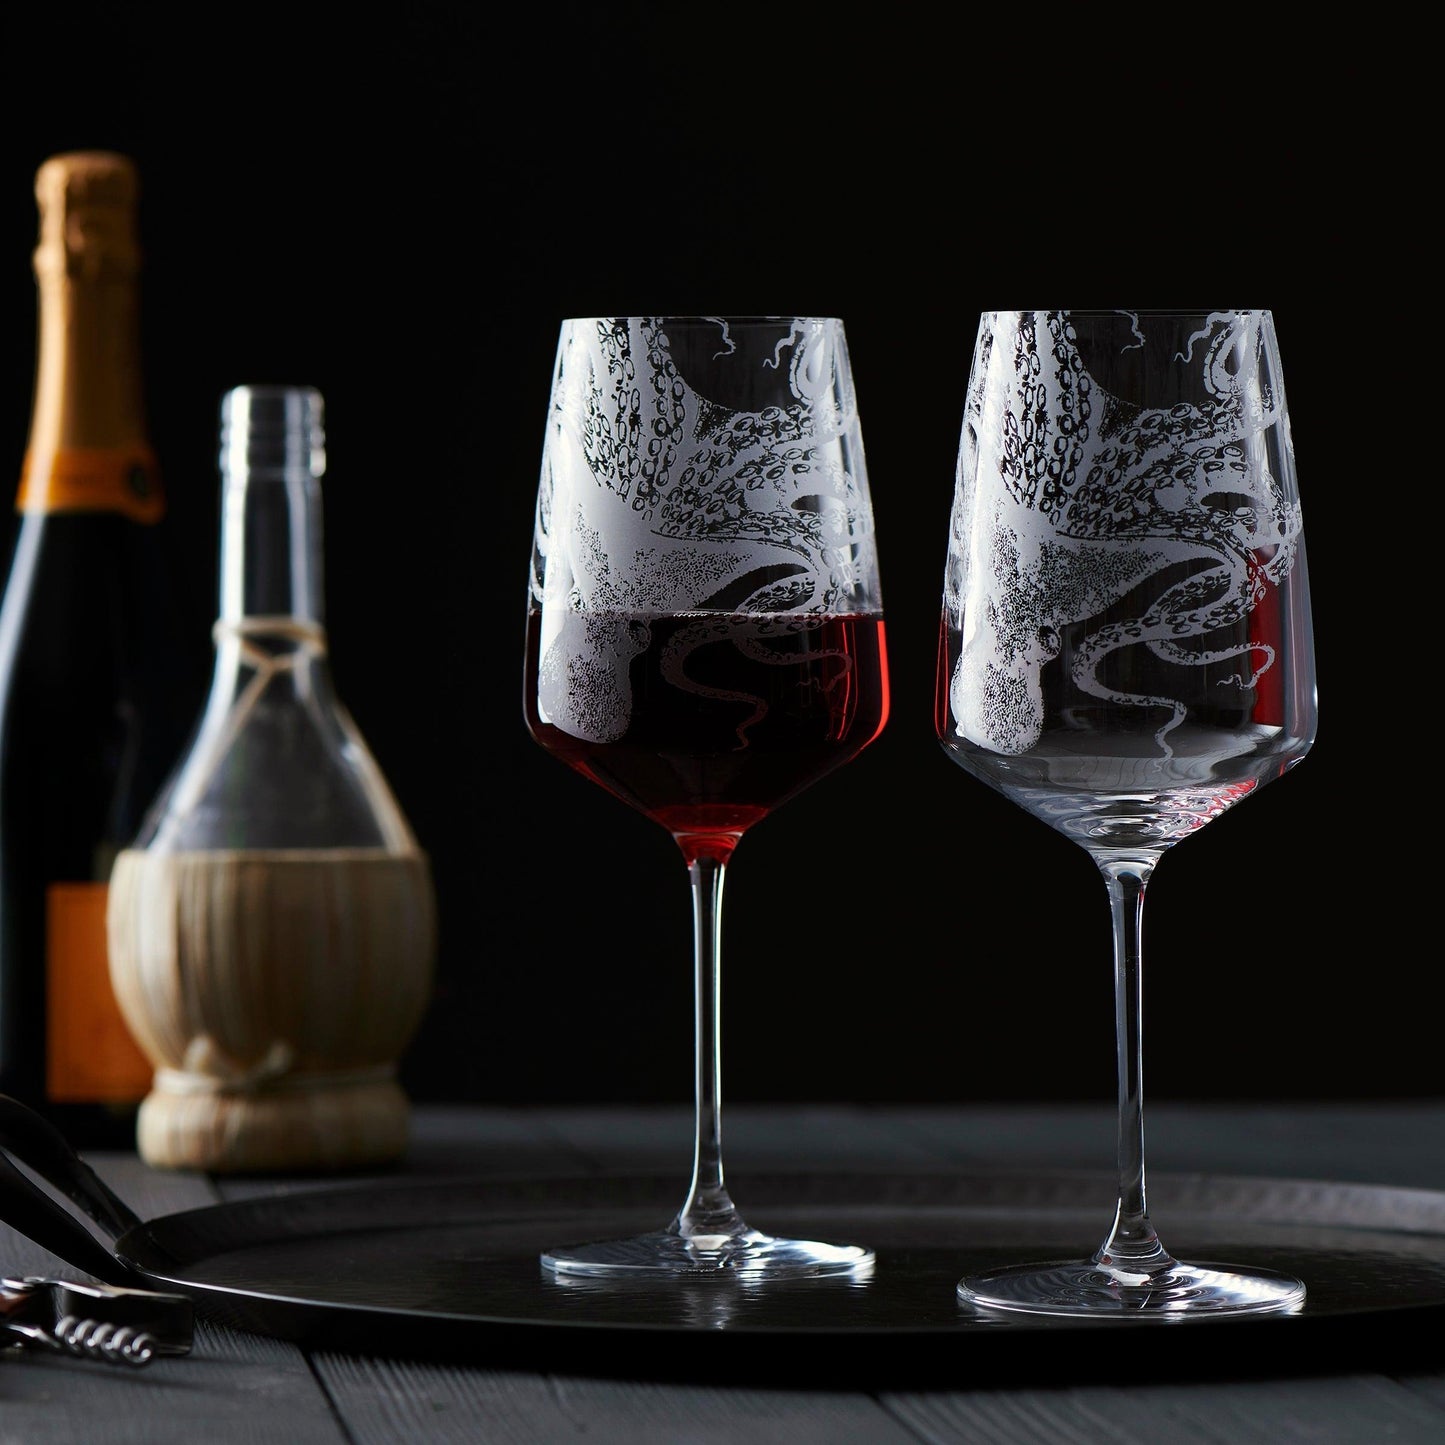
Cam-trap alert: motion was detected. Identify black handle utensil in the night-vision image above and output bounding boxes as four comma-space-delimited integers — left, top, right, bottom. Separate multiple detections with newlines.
0, 1094, 193, 1366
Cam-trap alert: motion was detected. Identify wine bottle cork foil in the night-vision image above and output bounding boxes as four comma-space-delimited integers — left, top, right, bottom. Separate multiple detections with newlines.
21, 150, 158, 516
33, 150, 140, 282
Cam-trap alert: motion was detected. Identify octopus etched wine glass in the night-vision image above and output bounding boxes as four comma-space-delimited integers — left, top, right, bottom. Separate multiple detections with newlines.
524, 317, 888, 1277
936, 310, 1317, 1317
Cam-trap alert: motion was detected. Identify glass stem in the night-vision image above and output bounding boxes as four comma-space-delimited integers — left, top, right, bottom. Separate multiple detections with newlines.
1093, 857, 1176, 1276
673, 848, 749, 1242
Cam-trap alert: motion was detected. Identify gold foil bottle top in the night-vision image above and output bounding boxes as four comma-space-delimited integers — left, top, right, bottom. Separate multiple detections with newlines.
32, 150, 140, 282
19, 149, 159, 516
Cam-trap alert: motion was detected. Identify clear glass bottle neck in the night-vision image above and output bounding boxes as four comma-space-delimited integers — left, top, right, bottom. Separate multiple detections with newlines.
217, 387, 326, 629
220, 464, 325, 626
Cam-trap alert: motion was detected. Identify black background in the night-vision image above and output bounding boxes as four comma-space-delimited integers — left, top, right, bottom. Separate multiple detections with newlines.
0, 10, 1427, 1108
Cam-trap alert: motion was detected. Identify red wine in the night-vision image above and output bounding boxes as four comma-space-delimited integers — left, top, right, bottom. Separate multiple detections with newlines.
524, 610, 889, 839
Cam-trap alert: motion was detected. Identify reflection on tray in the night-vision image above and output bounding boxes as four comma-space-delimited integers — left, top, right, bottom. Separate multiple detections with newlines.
543, 1257, 876, 1331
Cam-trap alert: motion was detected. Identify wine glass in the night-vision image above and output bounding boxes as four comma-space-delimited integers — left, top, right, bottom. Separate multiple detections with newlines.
936, 309, 1317, 1317
524, 317, 888, 1277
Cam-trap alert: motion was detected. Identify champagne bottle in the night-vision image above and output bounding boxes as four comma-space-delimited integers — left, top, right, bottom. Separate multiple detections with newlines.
0, 151, 203, 1148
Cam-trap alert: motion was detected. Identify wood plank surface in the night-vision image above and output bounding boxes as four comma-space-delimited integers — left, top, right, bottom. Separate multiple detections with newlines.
315, 1356, 922, 1445
0, 1104, 1442, 1445
882, 1375, 1445, 1445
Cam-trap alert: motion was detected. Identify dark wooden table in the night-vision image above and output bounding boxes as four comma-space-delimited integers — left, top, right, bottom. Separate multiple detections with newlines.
3, 1102, 1444, 1443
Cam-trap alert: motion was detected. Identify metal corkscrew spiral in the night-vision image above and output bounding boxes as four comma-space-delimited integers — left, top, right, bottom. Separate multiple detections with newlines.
50, 1313, 157, 1366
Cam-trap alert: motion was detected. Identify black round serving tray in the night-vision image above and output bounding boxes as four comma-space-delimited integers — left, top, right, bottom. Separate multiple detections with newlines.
109, 1166, 1445, 1383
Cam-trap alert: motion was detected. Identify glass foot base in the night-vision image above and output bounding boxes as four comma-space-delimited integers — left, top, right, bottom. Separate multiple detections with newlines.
542, 1228, 875, 1279
958, 1260, 1306, 1318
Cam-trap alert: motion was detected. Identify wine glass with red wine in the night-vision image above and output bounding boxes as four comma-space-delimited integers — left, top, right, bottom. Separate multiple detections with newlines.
523, 317, 888, 1277
937, 310, 1318, 1316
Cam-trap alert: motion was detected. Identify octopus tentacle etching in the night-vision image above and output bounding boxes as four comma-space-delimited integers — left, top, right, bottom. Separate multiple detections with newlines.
532, 317, 880, 746
946, 310, 1303, 758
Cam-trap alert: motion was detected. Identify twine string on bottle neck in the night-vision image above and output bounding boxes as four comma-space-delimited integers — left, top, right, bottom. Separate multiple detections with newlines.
212, 614, 327, 731
159, 617, 329, 829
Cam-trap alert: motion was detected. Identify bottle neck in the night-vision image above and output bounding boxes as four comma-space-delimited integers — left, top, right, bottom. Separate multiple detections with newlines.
19, 150, 160, 521
207, 461, 330, 740
216, 386, 328, 637
220, 465, 326, 628
27, 269, 147, 455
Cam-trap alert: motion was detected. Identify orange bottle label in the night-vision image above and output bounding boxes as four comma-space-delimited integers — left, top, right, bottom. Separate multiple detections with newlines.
45, 881, 153, 1102
17, 444, 165, 523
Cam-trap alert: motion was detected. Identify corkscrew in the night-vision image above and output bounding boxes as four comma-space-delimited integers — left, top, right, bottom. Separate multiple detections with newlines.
1, 1274, 193, 1367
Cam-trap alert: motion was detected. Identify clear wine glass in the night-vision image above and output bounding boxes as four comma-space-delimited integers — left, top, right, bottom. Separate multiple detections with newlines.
524, 317, 888, 1278
936, 309, 1317, 1317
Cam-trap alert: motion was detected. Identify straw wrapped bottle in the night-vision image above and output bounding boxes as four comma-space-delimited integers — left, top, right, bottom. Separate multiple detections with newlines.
106, 385, 436, 1173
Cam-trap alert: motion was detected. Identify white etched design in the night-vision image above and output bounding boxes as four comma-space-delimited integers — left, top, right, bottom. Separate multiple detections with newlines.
945, 310, 1303, 758
531, 317, 880, 743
